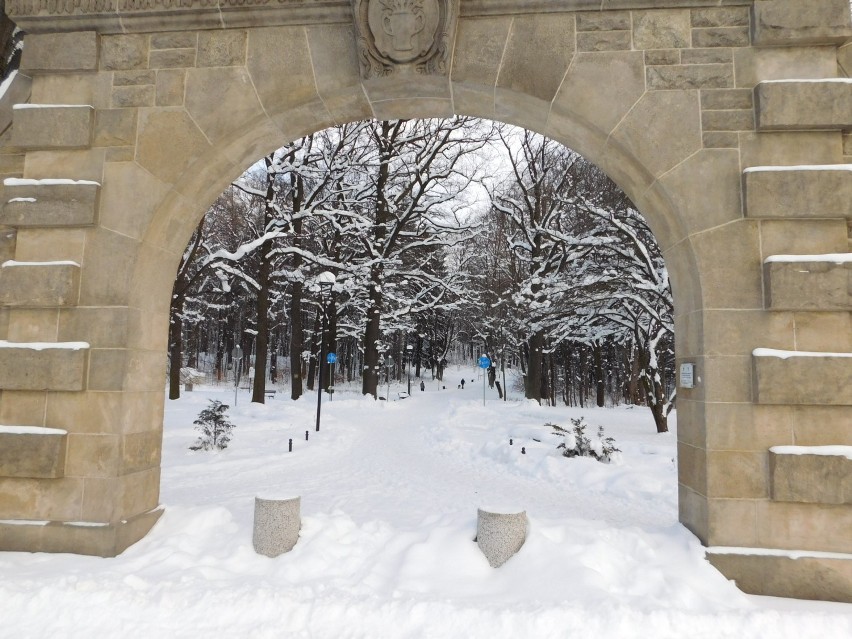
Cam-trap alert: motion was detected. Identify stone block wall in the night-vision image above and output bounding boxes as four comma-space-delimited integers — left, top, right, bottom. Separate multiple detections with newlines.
0, 0, 848, 600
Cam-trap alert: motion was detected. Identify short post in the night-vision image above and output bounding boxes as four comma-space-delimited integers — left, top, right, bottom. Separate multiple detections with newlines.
253, 496, 301, 558
476, 507, 528, 568
288, 438, 292, 452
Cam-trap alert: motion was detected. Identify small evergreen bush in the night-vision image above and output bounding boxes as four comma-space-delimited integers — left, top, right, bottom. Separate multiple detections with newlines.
548, 417, 620, 463
189, 399, 235, 451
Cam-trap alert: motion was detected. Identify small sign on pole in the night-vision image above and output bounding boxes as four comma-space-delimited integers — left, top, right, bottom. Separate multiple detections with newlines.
478, 355, 491, 406
326, 353, 336, 401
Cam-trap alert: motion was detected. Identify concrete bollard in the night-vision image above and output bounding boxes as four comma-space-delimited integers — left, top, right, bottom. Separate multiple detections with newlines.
252, 496, 301, 557
476, 507, 528, 568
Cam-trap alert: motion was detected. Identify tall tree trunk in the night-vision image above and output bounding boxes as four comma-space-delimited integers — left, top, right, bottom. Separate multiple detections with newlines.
361, 121, 393, 398
269, 332, 278, 384
251, 244, 272, 403
525, 330, 545, 403
361, 272, 383, 397
288, 166, 306, 400
289, 283, 304, 400
549, 351, 556, 407
251, 155, 277, 404
593, 341, 606, 408
639, 342, 669, 433
187, 323, 199, 368
168, 295, 184, 400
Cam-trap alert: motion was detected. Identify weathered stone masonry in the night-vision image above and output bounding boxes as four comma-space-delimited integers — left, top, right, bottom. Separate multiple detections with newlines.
0, 0, 849, 602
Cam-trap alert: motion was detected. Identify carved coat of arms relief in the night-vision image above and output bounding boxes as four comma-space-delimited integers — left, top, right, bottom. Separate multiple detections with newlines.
352, 0, 458, 79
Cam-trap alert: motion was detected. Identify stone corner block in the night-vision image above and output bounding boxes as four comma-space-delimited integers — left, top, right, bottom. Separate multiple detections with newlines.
20, 32, 98, 74
744, 166, 852, 219
764, 258, 851, 311
707, 549, 852, 602
0, 426, 67, 478
11, 105, 94, 150
1, 180, 100, 228
755, 81, 852, 131
752, 0, 852, 47
769, 448, 852, 504
0, 261, 81, 307
0, 341, 89, 391
753, 350, 852, 405
253, 496, 300, 557
0, 507, 163, 557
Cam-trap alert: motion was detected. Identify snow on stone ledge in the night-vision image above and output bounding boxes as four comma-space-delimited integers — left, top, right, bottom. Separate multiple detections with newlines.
0, 340, 89, 351
0, 519, 49, 526
770, 445, 852, 461
0, 425, 67, 436
707, 546, 852, 561
753, 348, 852, 359
764, 253, 852, 265
1, 260, 80, 268
7, 197, 36, 203
744, 164, 852, 172
12, 103, 94, 109
760, 78, 852, 84
3, 177, 100, 187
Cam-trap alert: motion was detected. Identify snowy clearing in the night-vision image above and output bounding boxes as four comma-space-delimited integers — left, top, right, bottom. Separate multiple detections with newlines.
1, 375, 850, 638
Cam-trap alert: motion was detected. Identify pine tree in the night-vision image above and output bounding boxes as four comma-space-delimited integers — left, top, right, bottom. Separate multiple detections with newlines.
189, 400, 236, 451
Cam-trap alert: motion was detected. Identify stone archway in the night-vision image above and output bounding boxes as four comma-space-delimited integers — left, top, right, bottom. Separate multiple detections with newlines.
0, 0, 849, 601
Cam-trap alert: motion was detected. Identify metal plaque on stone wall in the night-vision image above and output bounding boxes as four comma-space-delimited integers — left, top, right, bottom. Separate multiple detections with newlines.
352, 0, 458, 79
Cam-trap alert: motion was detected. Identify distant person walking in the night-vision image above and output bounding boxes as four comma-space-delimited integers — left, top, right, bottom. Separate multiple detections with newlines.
420, 380, 425, 392
460, 378, 465, 389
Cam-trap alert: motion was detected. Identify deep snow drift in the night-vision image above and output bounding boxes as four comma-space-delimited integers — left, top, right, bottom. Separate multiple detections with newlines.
1, 374, 850, 638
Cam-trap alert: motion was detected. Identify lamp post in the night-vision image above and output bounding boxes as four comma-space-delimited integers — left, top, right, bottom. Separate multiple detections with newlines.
232, 345, 243, 407
315, 271, 335, 432
406, 343, 413, 396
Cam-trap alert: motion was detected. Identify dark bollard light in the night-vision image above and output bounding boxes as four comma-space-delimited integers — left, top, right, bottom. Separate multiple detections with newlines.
305, 430, 309, 441
289, 438, 293, 453
521, 447, 526, 455
509, 438, 513, 446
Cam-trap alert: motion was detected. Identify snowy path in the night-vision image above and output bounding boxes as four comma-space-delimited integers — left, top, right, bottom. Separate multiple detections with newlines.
1, 381, 850, 638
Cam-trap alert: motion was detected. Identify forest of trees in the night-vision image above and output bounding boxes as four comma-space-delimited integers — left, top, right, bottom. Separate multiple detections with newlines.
168, 119, 676, 433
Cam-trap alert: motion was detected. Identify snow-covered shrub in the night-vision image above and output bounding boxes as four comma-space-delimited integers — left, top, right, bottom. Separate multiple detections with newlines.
548, 418, 620, 463
189, 400, 235, 451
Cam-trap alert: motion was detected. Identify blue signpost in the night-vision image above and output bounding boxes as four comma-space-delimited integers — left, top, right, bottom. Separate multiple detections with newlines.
326, 352, 336, 401
478, 355, 491, 406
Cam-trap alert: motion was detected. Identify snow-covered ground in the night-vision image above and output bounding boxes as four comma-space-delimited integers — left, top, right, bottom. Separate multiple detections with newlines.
1, 371, 850, 638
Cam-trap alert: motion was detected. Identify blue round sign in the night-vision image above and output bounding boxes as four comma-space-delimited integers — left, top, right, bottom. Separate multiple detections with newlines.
326, 352, 337, 364
478, 356, 491, 369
